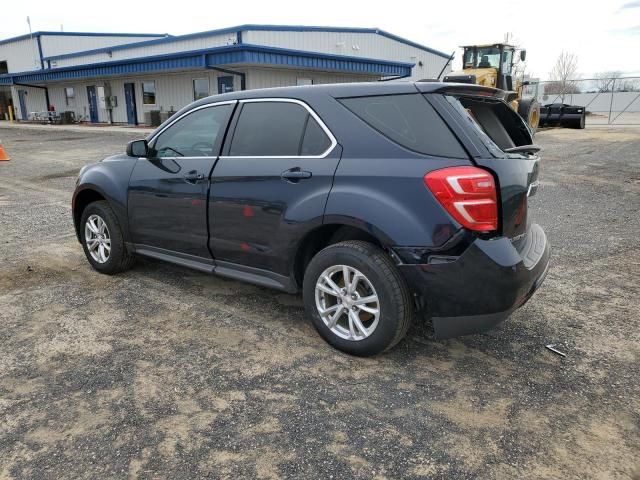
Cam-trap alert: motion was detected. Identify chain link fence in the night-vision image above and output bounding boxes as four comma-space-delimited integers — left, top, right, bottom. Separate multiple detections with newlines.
522, 77, 640, 125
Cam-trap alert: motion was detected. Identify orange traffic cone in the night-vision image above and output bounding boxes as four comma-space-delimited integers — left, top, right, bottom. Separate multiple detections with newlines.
0, 139, 10, 161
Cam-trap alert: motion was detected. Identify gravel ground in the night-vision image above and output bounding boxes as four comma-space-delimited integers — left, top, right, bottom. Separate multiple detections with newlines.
0, 124, 638, 479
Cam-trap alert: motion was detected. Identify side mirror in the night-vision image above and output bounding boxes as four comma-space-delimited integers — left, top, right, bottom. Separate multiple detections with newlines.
126, 139, 149, 157
520, 50, 527, 62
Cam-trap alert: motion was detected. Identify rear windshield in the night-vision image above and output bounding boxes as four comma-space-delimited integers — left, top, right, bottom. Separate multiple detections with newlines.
444, 95, 532, 155
338, 94, 467, 158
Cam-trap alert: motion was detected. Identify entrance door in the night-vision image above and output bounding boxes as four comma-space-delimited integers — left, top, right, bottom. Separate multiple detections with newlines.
18, 90, 28, 120
124, 83, 138, 125
217, 76, 234, 94
86, 86, 98, 123
127, 102, 235, 259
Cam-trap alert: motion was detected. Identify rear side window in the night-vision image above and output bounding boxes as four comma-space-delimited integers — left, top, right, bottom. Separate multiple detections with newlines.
339, 94, 467, 158
229, 101, 332, 157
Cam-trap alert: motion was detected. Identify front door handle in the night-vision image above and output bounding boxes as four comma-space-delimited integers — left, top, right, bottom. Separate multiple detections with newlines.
184, 170, 204, 184
281, 168, 312, 182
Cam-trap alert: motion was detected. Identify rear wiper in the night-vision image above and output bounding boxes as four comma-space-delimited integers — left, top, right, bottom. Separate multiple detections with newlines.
504, 145, 541, 154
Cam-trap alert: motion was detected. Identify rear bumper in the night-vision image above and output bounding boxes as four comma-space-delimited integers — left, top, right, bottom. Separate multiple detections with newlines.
397, 223, 550, 338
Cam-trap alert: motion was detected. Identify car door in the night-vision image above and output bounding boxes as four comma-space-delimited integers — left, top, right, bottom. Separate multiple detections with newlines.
127, 101, 235, 260
209, 98, 341, 276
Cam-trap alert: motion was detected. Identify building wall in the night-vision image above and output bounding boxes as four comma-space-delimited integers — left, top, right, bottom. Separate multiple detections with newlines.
1, 37, 41, 73
51, 33, 236, 68
38, 67, 372, 124
245, 67, 377, 89
41, 34, 167, 60
242, 30, 451, 80
43, 70, 242, 124
10, 85, 47, 119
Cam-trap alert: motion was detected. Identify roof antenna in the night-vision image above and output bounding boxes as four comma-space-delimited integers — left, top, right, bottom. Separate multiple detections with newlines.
61, 24, 64, 32
436, 51, 456, 80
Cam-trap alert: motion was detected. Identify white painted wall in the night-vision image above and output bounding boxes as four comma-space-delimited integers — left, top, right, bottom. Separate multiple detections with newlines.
45, 70, 242, 124
536, 91, 640, 112
51, 33, 236, 68
41, 67, 372, 124
242, 29, 451, 80
40, 34, 166, 59
10, 85, 47, 120
246, 67, 378, 89
0, 37, 41, 73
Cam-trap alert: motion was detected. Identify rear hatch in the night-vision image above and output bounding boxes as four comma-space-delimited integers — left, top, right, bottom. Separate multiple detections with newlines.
418, 83, 540, 240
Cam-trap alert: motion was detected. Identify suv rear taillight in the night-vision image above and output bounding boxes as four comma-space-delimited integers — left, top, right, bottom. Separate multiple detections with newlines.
424, 166, 498, 232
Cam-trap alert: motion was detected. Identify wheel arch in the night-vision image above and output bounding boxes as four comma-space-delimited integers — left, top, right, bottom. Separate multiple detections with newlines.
72, 186, 108, 241
291, 222, 389, 288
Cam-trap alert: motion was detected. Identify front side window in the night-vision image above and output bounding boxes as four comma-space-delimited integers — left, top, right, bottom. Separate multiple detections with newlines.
64, 87, 75, 106
152, 104, 232, 158
142, 81, 156, 105
229, 101, 331, 157
193, 78, 209, 101
339, 94, 467, 158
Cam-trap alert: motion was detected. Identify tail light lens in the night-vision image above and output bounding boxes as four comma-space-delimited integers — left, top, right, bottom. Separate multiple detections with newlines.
424, 166, 498, 232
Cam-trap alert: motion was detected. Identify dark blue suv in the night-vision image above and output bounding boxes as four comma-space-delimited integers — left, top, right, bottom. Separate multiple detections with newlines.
72, 81, 549, 356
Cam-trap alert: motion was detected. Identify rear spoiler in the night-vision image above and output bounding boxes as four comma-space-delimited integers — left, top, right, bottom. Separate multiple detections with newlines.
414, 81, 506, 101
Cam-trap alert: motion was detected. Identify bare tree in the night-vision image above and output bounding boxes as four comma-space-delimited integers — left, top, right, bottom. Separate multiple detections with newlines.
594, 71, 622, 92
548, 51, 580, 100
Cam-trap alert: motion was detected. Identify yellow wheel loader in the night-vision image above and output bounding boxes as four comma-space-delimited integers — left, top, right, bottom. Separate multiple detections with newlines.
443, 44, 540, 131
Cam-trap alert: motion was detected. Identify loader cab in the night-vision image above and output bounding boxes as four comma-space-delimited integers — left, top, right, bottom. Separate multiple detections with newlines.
461, 44, 518, 91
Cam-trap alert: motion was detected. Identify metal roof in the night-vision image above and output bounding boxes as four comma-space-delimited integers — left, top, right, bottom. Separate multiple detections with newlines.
0, 31, 168, 46
0, 43, 414, 85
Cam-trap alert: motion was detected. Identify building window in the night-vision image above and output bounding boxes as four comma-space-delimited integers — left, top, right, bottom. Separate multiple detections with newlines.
64, 87, 75, 106
0, 61, 8, 75
297, 78, 313, 86
142, 81, 156, 105
193, 78, 209, 101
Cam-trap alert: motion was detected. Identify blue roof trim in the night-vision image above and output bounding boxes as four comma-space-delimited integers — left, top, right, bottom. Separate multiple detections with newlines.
40, 24, 449, 62
0, 44, 413, 84
0, 31, 167, 46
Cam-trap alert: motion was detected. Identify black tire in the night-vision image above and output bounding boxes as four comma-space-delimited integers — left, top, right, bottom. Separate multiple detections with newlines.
80, 200, 134, 274
518, 98, 541, 133
302, 241, 413, 356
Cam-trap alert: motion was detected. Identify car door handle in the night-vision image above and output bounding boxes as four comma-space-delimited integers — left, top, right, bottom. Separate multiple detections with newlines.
184, 170, 204, 183
281, 168, 312, 182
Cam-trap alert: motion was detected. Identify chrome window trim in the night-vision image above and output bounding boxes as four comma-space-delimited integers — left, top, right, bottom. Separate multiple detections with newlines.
220, 97, 337, 159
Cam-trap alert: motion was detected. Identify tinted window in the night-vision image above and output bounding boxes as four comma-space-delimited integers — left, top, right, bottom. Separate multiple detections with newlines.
300, 116, 331, 156
229, 102, 309, 156
152, 104, 232, 158
339, 94, 467, 158
142, 81, 156, 105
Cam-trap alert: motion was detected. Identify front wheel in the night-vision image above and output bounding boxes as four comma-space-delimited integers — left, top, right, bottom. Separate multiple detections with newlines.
303, 241, 413, 356
80, 200, 134, 274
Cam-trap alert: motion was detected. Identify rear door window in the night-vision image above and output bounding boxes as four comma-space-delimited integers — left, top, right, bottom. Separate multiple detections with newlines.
338, 94, 467, 158
230, 101, 333, 157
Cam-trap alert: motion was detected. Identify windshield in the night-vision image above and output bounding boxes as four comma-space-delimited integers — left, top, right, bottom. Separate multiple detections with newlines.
463, 47, 502, 69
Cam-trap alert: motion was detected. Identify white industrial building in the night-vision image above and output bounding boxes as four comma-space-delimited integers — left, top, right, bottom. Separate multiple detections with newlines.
0, 25, 451, 125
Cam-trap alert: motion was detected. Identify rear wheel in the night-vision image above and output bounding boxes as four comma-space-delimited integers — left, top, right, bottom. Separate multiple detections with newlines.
80, 200, 134, 274
518, 98, 540, 133
303, 241, 413, 356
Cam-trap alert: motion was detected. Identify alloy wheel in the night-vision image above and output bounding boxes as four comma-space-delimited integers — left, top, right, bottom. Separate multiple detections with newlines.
84, 214, 111, 263
315, 264, 380, 341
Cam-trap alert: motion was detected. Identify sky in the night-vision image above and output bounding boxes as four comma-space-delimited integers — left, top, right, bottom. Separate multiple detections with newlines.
3, 0, 639, 79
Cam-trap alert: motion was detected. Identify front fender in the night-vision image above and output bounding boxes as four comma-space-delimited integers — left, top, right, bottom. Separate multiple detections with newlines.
73, 155, 136, 242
